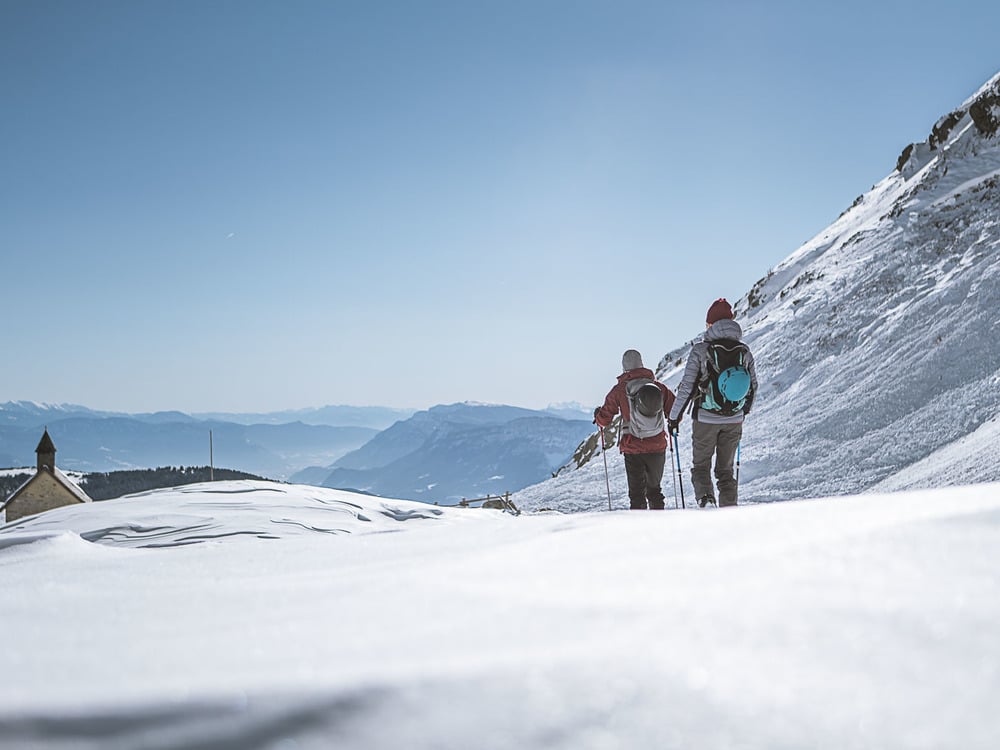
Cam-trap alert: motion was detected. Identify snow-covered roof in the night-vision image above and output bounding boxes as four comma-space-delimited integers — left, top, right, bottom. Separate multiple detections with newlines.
1, 466, 92, 512
51, 467, 92, 504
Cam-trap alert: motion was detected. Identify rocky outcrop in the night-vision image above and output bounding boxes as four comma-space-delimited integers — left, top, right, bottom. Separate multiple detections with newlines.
969, 91, 1000, 136
930, 110, 964, 149
897, 75, 1000, 172
896, 143, 916, 172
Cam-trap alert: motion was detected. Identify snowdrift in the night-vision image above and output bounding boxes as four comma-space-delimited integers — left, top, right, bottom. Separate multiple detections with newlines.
1, 480, 999, 749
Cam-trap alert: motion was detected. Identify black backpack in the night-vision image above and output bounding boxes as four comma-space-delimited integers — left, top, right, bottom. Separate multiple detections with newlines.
698, 339, 751, 416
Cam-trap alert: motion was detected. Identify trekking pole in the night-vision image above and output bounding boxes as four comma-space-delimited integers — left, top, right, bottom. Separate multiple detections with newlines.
599, 427, 613, 511
668, 428, 679, 509
672, 430, 686, 509
736, 440, 741, 486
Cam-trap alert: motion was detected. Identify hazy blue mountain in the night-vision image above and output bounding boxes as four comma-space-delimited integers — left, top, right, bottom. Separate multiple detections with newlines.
0, 401, 115, 427
329, 403, 566, 472
285, 465, 334, 486
316, 403, 594, 504
327, 412, 441, 472
1, 402, 587, 492
0, 407, 378, 480
192, 405, 415, 430
543, 403, 593, 421
130, 411, 202, 425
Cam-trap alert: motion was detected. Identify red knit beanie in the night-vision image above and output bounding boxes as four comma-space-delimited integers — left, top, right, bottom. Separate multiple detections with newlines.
706, 298, 734, 325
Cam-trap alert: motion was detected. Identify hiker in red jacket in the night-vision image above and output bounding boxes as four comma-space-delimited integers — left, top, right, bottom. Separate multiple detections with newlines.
594, 350, 676, 510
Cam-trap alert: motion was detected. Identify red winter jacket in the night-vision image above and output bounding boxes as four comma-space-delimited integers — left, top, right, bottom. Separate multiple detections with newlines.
594, 368, 676, 455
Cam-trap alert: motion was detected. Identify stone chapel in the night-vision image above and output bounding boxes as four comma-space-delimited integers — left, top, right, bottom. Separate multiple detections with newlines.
1, 429, 92, 524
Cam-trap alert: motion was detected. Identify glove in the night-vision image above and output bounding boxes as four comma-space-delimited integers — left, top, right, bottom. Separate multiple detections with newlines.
667, 418, 680, 434
593, 407, 601, 425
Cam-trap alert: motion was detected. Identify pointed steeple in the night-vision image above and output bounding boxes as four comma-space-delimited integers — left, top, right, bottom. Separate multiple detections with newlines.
36, 428, 56, 473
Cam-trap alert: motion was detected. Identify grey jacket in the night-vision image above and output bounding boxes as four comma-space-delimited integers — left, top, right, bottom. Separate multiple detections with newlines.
668, 319, 758, 425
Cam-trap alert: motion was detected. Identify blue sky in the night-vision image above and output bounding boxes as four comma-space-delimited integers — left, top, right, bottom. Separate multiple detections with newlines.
3, 0, 999, 413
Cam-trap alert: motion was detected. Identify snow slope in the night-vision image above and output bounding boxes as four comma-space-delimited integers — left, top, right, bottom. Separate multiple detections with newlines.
1, 480, 999, 748
519, 71, 1000, 513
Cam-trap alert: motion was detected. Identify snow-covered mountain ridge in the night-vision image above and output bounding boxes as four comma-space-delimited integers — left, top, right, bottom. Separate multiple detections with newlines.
518, 71, 1000, 512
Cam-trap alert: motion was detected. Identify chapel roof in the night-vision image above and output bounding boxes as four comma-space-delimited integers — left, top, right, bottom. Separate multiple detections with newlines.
36, 429, 56, 455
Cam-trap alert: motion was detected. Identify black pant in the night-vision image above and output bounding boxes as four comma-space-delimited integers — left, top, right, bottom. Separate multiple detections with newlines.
624, 452, 666, 510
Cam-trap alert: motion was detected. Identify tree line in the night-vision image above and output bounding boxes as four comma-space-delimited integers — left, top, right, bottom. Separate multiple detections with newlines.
2, 466, 267, 505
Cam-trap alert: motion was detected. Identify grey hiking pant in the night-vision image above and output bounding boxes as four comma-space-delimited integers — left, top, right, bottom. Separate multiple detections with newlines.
624, 452, 666, 510
691, 420, 743, 507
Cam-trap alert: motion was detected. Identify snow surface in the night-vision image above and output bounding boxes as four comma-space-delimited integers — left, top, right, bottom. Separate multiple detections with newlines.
1, 480, 999, 748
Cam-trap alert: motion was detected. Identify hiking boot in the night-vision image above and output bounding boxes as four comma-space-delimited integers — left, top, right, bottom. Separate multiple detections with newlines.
698, 495, 715, 508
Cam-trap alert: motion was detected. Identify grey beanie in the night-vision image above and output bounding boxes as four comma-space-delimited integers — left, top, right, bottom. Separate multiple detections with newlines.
622, 349, 643, 372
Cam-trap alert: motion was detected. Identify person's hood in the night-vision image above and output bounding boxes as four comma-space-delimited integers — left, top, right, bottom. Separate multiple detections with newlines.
705, 318, 744, 341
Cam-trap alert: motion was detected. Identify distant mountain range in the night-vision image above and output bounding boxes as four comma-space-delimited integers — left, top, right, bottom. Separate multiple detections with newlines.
1, 401, 593, 497
0, 402, 387, 479
191, 405, 416, 430
0, 401, 413, 431
300, 403, 595, 504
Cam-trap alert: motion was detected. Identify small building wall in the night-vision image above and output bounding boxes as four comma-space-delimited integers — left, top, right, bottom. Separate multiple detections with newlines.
3, 471, 86, 524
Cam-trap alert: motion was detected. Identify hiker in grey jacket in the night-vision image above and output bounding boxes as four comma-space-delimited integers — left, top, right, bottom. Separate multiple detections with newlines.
667, 298, 758, 507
